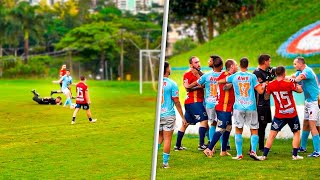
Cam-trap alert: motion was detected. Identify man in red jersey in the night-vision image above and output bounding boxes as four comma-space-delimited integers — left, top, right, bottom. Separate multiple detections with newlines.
71, 76, 97, 124
51, 64, 67, 96
259, 66, 303, 160
203, 59, 238, 157
174, 56, 209, 151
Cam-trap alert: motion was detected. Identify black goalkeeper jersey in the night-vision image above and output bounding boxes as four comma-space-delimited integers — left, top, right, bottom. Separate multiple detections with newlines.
253, 67, 276, 107
40, 97, 57, 105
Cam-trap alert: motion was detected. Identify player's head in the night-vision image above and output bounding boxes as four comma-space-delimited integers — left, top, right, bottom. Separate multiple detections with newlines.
258, 54, 271, 67
164, 61, 170, 76
293, 57, 305, 71
240, 57, 249, 69
66, 69, 70, 76
275, 66, 286, 77
209, 55, 223, 69
189, 56, 201, 70
61, 64, 66, 69
225, 59, 238, 73
80, 76, 86, 81
56, 96, 62, 104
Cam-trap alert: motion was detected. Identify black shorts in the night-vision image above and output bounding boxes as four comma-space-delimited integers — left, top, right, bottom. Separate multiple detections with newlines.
75, 103, 89, 110
257, 106, 272, 124
184, 102, 208, 125
271, 116, 300, 132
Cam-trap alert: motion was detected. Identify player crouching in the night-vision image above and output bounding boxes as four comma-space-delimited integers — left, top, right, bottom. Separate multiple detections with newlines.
71, 76, 97, 124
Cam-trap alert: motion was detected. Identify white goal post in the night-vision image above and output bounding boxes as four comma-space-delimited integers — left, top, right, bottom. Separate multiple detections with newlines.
139, 49, 161, 94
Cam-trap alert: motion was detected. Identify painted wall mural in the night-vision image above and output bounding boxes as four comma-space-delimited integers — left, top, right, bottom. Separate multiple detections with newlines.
277, 21, 320, 58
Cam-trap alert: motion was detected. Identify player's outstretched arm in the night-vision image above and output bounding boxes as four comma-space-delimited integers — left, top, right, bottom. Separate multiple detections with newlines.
184, 81, 199, 89
264, 92, 271, 100
218, 78, 227, 84
223, 83, 233, 91
173, 97, 188, 126
52, 77, 63, 84
255, 83, 265, 94
294, 84, 303, 93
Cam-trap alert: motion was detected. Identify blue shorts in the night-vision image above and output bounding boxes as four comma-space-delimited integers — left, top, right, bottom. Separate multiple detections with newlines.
184, 102, 208, 125
75, 103, 90, 110
271, 116, 300, 132
216, 111, 232, 129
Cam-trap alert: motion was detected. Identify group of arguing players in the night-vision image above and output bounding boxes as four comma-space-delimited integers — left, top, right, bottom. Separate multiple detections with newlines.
159, 54, 320, 168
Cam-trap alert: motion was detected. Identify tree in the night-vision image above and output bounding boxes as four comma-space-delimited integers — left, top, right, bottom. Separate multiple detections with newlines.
173, 38, 198, 55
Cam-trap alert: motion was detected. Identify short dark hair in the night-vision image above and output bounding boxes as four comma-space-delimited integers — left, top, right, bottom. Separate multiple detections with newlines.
295, 56, 305, 64
189, 56, 197, 64
210, 55, 223, 68
275, 66, 285, 76
258, 54, 271, 65
56, 96, 61, 100
66, 69, 70, 72
225, 59, 235, 71
80, 76, 85, 81
240, 57, 249, 68
164, 61, 169, 75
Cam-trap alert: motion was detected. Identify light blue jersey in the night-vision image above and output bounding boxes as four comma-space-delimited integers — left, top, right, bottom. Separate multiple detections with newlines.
61, 75, 72, 90
161, 77, 179, 118
295, 66, 319, 102
226, 71, 259, 111
197, 71, 222, 108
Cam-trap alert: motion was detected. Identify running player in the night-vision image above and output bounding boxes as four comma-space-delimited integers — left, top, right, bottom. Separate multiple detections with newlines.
253, 54, 275, 151
71, 76, 96, 124
203, 59, 237, 157
219, 57, 265, 160
291, 57, 320, 157
174, 56, 208, 151
53, 69, 74, 108
184, 55, 223, 148
260, 66, 303, 160
159, 61, 186, 168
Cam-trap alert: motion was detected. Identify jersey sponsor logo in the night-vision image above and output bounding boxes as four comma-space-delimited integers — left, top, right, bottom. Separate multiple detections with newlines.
279, 107, 295, 114
210, 76, 218, 81
272, 122, 279, 130
163, 81, 167, 87
294, 124, 299, 130
277, 21, 320, 58
194, 115, 201, 120
237, 76, 249, 81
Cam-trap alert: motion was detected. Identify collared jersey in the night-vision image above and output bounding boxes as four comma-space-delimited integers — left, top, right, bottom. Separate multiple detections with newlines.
215, 71, 235, 112
295, 66, 319, 102
184, 70, 204, 104
197, 71, 222, 108
226, 71, 259, 111
266, 80, 297, 118
161, 77, 179, 118
253, 67, 275, 106
76, 82, 88, 104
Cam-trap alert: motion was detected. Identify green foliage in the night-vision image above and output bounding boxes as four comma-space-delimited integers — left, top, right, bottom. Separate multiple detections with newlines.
173, 38, 198, 55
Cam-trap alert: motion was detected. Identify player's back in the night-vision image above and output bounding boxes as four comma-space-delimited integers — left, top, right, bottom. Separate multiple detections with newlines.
161, 77, 178, 118
184, 70, 204, 104
76, 82, 88, 104
296, 66, 319, 102
267, 80, 297, 118
216, 71, 235, 112
198, 71, 222, 108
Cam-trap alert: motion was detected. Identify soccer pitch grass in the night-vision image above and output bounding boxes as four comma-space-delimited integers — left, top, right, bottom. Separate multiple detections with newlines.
0, 80, 157, 179
156, 134, 320, 179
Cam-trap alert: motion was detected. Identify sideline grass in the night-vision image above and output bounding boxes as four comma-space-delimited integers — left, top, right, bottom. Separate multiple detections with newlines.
156, 134, 320, 179
0, 80, 157, 179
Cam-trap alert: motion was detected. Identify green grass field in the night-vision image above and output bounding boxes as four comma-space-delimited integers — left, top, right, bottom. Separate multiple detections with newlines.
0, 79, 157, 179
156, 134, 320, 179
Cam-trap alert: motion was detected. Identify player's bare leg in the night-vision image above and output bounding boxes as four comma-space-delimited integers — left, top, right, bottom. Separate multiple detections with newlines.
259, 130, 277, 160
162, 130, 174, 168
86, 109, 96, 123
158, 131, 164, 149
71, 108, 80, 124
292, 130, 303, 160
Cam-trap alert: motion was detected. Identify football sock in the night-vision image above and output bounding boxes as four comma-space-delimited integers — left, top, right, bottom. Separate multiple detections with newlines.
163, 153, 170, 165
263, 147, 270, 157
222, 131, 230, 151
251, 134, 259, 153
72, 117, 75, 121
158, 144, 161, 150
68, 98, 72, 106
208, 131, 222, 150
235, 134, 243, 156
292, 148, 298, 156
312, 134, 320, 152
209, 126, 216, 142
89, 118, 92, 121
64, 99, 69, 106
300, 130, 310, 149
176, 131, 185, 148
199, 127, 207, 146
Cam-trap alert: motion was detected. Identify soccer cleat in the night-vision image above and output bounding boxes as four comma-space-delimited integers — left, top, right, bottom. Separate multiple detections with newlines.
203, 148, 213, 158
259, 156, 267, 161
298, 147, 307, 153
220, 151, 231, 156
292, 155, 304, 160
90, 119, 97, 123
249, 151, 261, 161
198, 144, 207, 151
307, 151, 320, 157
162, 163, 170, 169
71, 121, 76, 125
232, 155, 243, 160
174, 146, 187, 151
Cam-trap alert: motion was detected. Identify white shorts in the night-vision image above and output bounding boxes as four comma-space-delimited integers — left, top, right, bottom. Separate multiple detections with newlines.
206, 107, 217, 124
62, 88, 71, 96
304, 101, 319, 121
233, 109, 259, 129
160, 116, 176, 131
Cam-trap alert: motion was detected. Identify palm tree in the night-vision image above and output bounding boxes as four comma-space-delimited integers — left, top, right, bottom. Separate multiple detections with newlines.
10, 2, 43, 63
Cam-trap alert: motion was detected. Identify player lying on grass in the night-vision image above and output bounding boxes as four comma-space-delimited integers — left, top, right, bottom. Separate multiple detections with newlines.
31, 89, 62, 105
